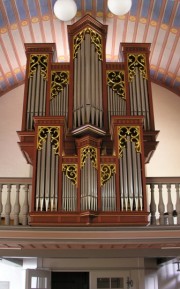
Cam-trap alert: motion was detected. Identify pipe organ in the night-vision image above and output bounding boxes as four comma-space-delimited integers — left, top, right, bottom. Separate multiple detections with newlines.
18, 15, 158, 226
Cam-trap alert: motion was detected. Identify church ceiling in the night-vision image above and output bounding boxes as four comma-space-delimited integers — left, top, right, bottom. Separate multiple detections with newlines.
0, 0, 179, 97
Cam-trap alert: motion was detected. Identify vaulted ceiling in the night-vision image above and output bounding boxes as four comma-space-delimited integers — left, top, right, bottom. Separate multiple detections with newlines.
0, 0, 179, 97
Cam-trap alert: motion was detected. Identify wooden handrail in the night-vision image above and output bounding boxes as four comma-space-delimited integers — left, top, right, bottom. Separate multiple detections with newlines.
0, 178, 32, 185
146, 177, 180, 184
0, 177, 179, 185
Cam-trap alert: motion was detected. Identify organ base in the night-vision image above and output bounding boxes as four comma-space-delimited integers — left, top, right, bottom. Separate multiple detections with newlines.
29, 211, 149, 226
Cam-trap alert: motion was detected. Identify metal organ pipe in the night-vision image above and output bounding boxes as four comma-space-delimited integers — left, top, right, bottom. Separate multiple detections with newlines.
35, 132, 59, 212
107, 87, 126, 128
129, 67, 150, 130
26, 65, 46, 130
73, 33, 103, 129
119, 137, 143, 212
50, 86, 68, 116
101, 174, 116, 211
126, 136, 133, 210
45, 133, 51, 211
62, 172, 77, 212
80, 154, 97, 211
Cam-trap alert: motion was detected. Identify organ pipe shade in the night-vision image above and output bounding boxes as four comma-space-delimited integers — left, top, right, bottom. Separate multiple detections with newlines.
37, 126, 60, 155
117, 126, 141, 158
80, 146, 97, 169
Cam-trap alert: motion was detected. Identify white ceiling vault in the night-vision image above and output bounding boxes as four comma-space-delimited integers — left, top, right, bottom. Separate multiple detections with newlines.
0, 0, 179, 97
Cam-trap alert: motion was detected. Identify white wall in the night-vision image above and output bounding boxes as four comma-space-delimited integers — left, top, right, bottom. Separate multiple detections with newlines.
157, 262, 180, 289
0, 83, 179, 178
146, 83, 180, 177
0, 85, 31, 177
40, 257, 145, 289
0, 261, 25, 289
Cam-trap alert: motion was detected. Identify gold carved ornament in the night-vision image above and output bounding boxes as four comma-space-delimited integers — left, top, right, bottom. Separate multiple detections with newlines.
100, 164, 116, 186
128, 54, 148, 82
73, 27, 103, 60
28, 54, 48, 79
51, 71, 69, 99
107, 70, 126, 99
80, 146, 97, 169
37, 126, 60, 155
117, 126, 141, 158
62, 164, 78, 186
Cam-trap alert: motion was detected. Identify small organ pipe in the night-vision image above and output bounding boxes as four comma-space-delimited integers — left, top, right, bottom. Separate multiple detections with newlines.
98, 60, 103, 128
45, 133, 51, 204
131, 141, 138, 201
127, 137, 133, 199
26, 77, 32, 129
30, 71, 36, 128
35, 65, 40, 116
50, 143, 55, 210
143, 78, 150, 130
40, 139, 46, 211
35, 150, 41, 211
122, 147, 128, 198
119, 159, 124, 210
101, 175, 116, 211
77, 55, 81, 126
39, 70, 44, 116
54, 155, 58, 210
91, 44, 95, 125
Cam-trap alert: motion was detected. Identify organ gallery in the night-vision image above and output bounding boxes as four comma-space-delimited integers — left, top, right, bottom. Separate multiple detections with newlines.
18, 15, 158, 226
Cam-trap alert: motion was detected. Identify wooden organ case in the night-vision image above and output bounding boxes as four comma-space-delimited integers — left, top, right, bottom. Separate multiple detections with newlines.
18, 15, 158, 226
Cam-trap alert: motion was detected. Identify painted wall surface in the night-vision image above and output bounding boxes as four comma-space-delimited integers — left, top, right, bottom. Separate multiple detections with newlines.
40, 257, 145, 289
0, 262, 25, 289
157, 262, 180, 289
0, 85, 31, 177
0, 83, 179, 178
146, 83, 180, 177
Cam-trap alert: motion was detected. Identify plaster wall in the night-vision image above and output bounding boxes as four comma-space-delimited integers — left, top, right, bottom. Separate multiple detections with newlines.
0, 83, 179, 178
0, 262, 25, 289
157, 262, 180, 289
39, 257, 145, 289
0, 85, 31, 177
146, 83, 180, 177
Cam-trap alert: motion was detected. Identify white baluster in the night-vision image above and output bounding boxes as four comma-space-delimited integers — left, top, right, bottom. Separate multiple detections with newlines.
14, 184, 20, 226
167, 184, 174, 225
22, 184, 29, 226
0, 184, 3, 224
150, 184, 156, 225
158, 184, 165, 225
175, 184, 180, 225
5, 184, 12, 225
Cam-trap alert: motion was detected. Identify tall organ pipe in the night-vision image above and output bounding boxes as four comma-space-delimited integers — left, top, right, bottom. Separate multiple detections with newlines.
62, 173, 77, 211
129, 67, 150, 130
80, 154, 97, 211
107, 87, 126, 128
73, 33, 103, 128
26, 65, 46, 130
50, 85, 68, 121
35, 132, 59, 212
101, 175, 116, 211
119, 138, 143, 211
